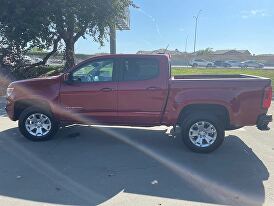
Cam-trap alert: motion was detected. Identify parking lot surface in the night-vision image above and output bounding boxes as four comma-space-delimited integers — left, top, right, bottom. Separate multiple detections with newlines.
0, 97, 273, 206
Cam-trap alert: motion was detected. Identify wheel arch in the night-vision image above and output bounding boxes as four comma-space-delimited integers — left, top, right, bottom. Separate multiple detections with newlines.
14, 99, 52, 120
177, 104, 230, 129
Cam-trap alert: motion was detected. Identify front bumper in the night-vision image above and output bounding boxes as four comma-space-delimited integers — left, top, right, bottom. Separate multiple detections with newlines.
257, 114, 272, 131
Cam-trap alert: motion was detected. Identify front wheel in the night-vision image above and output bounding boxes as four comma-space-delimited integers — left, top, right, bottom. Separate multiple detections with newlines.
181, 113, 225, 153
19, 107, 59, 141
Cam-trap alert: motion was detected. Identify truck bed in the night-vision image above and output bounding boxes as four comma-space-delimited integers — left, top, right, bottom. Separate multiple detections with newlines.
166, 74, 271, 128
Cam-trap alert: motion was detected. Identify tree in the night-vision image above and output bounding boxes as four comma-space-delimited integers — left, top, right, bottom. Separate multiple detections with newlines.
196, 47, 214, 56
0, 0, 59, 69
0, 0, 135, 70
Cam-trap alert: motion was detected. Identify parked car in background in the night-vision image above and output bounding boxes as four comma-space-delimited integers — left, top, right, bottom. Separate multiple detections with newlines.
190, 59, 214, 67
23, 55, 32, 65
214, 60, 230, 68
241, 60, 264, 69
34, 57, 43, 63
225, 60, 242, 68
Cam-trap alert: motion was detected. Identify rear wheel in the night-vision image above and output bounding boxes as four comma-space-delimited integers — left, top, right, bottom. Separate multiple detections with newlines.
181, 113, 225, 153
19, 107, 59, 141
192, 63, 198, 67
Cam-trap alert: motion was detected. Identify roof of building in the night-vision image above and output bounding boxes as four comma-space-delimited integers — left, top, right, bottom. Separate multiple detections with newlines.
213, 50, 251, 55
137, 49, 185, 55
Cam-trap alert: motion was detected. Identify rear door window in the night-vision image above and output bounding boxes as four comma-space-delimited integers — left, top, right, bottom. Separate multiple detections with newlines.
121, 58, 159, 81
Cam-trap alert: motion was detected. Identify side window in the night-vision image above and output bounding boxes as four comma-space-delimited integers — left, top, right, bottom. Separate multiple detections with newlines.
72, 59, 114, 83
122, 58, 159, 81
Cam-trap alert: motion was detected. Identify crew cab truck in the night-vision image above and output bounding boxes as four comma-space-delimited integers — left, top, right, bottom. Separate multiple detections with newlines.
5, 54, 273, 153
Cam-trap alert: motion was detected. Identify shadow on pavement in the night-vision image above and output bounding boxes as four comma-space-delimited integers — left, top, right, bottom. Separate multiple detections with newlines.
0, 125, 269, 206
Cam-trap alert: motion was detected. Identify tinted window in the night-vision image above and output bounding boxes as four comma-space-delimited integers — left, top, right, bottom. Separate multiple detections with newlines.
122, 58, 159, 81
72, 59, 113, 83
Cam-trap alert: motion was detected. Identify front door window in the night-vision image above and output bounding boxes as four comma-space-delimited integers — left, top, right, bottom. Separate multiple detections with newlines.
72, 59, 114, 83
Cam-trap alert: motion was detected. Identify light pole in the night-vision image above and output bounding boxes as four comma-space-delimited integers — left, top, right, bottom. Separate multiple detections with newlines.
193, 10, 202, 53
185, 35, 189, 53
185, 35, 189, 66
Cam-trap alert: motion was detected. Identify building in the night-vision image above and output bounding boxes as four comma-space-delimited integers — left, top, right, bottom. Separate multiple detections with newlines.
213, 50, 251, 56
137, 49, 184, 55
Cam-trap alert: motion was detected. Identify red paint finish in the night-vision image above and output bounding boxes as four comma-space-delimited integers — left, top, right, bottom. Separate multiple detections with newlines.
6, 54, 272, 130
6, 76, 61, 120
59, 81, 118, 123
116, 56, 169, 125
163, 77, 270, 127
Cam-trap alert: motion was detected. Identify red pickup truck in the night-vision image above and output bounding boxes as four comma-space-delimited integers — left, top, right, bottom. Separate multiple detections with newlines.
5, 54, 272, 153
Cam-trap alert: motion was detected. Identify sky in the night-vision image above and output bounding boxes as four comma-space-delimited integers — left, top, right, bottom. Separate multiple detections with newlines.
75, 0, 274, 55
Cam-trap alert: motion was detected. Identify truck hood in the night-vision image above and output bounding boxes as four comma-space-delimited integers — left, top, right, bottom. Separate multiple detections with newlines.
9, 75, 62, 87
8, 75, 63, 100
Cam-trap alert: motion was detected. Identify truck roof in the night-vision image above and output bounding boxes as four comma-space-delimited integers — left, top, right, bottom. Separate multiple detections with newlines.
65, 53, 171, 73
90, 53, 171, 59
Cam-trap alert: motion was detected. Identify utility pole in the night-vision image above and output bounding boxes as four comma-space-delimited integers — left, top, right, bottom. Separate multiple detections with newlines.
110, 25, 116, 54
185, 35, 189, 53
185, 35, 189, 66
193, 10, 202, 53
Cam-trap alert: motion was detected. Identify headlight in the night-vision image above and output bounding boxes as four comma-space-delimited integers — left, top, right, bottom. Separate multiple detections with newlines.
6, 88, 14, 97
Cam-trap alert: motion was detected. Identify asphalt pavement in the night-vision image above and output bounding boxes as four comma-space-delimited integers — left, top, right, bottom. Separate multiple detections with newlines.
0, 97, 273, 206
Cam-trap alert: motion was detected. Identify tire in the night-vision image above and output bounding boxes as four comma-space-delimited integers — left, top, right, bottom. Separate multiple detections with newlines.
192, 63, 198, 68
181, 113, 225, 153
18, 106, 59, 141
206, 64, 212, 68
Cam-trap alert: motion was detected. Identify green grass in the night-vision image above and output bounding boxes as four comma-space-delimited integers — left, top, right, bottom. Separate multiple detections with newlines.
172, 67, 274, 87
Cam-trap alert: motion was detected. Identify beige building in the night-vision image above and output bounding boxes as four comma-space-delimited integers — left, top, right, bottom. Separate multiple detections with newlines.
137, 49, 274, 66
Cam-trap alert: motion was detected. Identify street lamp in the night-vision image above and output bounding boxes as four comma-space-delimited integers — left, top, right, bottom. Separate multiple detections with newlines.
185, 35, 189, 66
193, 10, 202, 53
185, 35, 189, 53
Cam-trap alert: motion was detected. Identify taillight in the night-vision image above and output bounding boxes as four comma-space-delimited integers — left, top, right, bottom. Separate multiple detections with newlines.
262, 86, 272, 109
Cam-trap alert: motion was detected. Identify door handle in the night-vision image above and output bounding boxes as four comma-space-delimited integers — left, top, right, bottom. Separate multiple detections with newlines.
100, 88, 113, 92
146, 87, 160, 91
